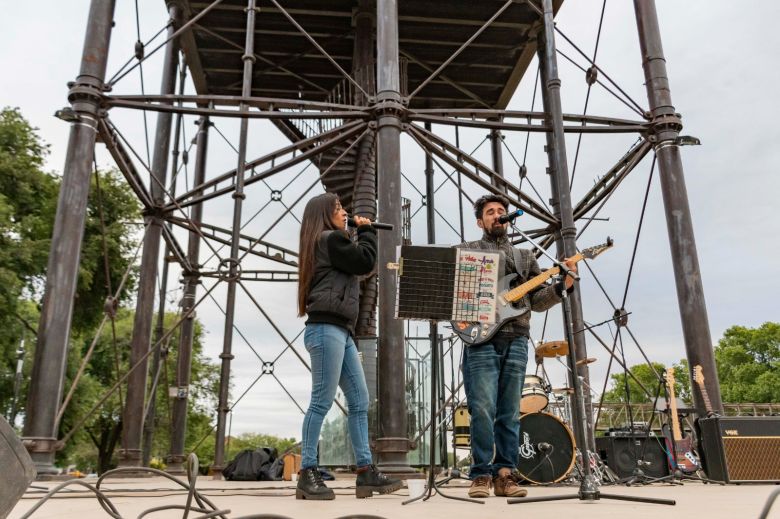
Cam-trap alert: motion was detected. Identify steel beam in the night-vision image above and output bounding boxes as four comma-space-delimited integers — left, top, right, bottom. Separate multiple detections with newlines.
145, 74, 190, 469
167, 116, 210, 474
633, 0, 723, 415
408, 124, 555, 224
212, 0, 258, 477
537, 0, 595, 451
21, 0, 117, 476
118, 1, 182, 468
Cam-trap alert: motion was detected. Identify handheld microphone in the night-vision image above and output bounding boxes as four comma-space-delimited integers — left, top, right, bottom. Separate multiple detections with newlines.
347, 216, 394, 231
497, 209, 524, 224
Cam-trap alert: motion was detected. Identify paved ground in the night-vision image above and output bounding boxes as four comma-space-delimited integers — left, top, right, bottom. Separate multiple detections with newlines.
10, 476, 780, 519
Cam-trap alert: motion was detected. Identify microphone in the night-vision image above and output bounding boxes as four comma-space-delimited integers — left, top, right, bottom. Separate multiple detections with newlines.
347, 216, 394, 231
497, 209, 524, 224
538, 442, 552, 453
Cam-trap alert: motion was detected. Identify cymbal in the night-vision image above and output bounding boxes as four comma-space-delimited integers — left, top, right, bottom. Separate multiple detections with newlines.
551, 387, 573, 395
575, 357, 597, 366
535, 340, 568, 358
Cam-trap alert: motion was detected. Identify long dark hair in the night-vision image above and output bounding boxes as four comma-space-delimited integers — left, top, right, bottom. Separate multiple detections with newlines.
298, 192, 341, 316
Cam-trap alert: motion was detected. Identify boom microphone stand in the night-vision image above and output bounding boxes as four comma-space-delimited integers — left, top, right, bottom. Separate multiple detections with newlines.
507, 224, 675, 506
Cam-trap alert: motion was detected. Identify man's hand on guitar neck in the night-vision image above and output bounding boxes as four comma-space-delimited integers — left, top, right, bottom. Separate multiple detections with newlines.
562, 258, 578, 290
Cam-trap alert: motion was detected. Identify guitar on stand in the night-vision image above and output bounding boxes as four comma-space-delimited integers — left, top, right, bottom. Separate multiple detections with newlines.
663, 368, 700, 474
451, 239, 613, 345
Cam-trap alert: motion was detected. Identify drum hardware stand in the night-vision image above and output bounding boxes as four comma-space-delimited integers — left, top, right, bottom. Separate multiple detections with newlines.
506, 224, 675, 506
403, 320, 483, 505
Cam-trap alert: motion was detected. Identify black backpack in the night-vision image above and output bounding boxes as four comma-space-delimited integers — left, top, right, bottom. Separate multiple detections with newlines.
222, 448, 276, 481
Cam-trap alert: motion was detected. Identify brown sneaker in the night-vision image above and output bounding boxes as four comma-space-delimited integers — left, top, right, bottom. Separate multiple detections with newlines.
493, 473, 527, 498
468, 475, 492, 498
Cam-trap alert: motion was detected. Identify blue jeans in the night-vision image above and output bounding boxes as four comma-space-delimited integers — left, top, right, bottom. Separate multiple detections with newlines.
301, 323, 372, 469
462, 334, 528, 478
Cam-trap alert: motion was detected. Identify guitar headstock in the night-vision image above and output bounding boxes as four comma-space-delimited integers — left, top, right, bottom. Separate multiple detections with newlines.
693, 365, 704, 387
665, 367, 676, 389
580, 237, 614, 260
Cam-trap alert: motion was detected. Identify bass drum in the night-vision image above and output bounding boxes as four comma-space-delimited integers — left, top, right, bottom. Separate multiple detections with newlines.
516, 412, 575, 484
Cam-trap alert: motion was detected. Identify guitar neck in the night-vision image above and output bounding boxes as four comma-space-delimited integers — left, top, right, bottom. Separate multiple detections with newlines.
503, 252, 583, 303
694, 366, 715, 415
667, 371, 683, 441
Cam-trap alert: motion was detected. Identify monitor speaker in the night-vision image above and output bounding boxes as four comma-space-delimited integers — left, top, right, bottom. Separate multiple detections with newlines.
697, 416, 780, 483
0, 415, 36, 517
595, 434, 669, 479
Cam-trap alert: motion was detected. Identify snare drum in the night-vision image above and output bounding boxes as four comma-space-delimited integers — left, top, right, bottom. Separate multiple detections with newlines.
520, 374, 549, 414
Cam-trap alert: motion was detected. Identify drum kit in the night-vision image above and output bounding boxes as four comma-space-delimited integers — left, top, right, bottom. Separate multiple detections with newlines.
454, 339, 602, 485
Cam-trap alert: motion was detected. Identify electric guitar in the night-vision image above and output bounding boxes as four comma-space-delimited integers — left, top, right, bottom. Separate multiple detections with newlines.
693, 365, 715, 416
451, 239, 613, 346
663, 367, 700, 473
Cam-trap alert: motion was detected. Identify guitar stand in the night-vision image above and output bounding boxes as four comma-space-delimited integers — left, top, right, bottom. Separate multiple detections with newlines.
403, 321, 483, 506
505, 247, 676, 506
628, 464, 724, 486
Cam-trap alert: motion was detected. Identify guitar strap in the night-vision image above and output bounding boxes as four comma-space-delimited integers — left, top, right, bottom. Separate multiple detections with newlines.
512, 247, 529, 280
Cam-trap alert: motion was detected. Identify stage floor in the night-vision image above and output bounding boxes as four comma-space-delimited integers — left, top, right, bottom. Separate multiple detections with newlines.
10, 476, 780, 519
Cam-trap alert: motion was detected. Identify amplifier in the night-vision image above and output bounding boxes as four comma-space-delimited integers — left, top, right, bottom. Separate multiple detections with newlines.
697, 416, 780, 483
595, 435, 669, 479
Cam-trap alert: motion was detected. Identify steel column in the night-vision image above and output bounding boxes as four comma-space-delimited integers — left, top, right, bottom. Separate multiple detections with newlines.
424, 122, 436, 245
537, 0, 595, 450
119, 1, 182, 467
213, 0, 258, 476
374, 0, 412, 472
21, 0, 117, 475
490, 128, 505, 190
143, 57, 187, 467
167, 115, 210, 474
633, 0, 722, 415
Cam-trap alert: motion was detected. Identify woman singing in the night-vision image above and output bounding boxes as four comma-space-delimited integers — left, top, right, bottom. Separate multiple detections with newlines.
296, 193, 402, 500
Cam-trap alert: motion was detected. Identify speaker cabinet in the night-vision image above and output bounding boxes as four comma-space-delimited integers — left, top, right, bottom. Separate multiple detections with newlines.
0, 415, 36, 518
595, 434, 669, 479
697, 416, 780, 483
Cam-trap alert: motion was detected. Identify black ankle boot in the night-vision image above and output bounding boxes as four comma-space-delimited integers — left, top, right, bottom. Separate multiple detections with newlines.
296, 466, 335, 500
355, 465, 403, 498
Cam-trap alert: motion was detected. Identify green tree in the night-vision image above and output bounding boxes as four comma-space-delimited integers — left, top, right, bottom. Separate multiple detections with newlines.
58, 309, 219, 474
0, 106, 140, 420
715, 322, 780, 403
0, 107, 57, 417
603, 361, 691, 404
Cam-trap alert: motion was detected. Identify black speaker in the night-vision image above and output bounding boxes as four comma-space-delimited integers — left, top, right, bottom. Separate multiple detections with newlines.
595, 434, 669, 478
0, 415, 36, 517
697, 416, 780, 483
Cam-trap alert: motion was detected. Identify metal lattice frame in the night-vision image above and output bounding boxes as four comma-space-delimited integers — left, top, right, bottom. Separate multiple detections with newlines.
21, 0, 722, 478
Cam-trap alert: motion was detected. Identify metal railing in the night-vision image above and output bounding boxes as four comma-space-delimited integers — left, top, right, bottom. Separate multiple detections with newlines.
282, 66, 376, 141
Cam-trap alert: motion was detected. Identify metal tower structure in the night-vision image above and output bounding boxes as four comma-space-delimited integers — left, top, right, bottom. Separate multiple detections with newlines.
21, 0, 722, 478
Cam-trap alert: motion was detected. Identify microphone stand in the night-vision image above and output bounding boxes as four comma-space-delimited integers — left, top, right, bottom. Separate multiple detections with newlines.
506, 223, 675, 506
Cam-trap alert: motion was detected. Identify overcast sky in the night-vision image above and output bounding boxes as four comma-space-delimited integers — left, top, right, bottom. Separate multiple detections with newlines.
2, 1, 779, 443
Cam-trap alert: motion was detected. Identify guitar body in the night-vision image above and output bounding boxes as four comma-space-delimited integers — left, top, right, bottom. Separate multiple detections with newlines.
662, 424, 698, 473
451, 273, 530, 346
449, 239, 613, 346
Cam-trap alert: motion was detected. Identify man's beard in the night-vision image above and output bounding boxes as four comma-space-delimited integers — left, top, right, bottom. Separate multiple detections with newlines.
485, 223, 507, 238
